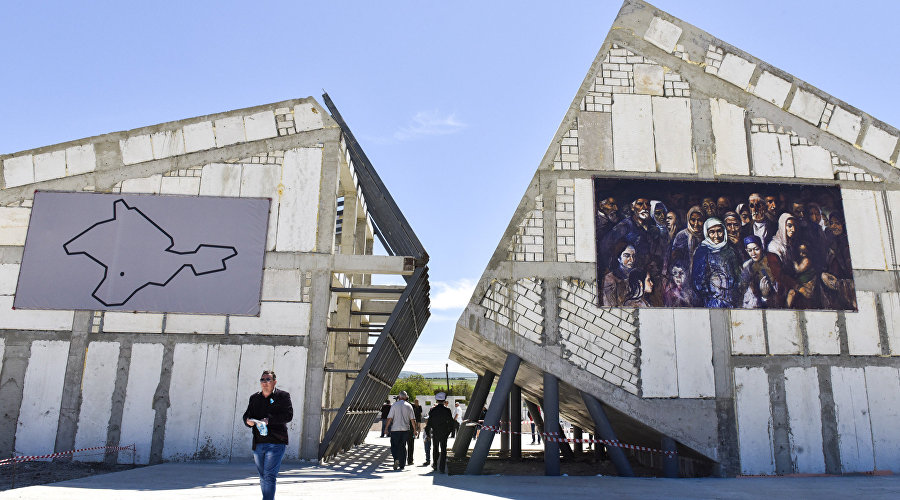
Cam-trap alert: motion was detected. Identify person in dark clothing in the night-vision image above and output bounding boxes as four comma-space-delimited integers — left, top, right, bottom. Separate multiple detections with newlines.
407, 399, 423, 466
380, 400, 391, 437
424, 392, 454, 473
243, 370, 293, 500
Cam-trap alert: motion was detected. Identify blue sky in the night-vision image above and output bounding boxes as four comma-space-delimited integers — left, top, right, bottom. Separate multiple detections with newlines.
2, 1, 898, 373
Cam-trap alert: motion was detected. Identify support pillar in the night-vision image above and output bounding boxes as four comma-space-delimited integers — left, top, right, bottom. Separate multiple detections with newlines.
525, 400, 544, 444
543, 373, 560, 476
581, 391, 634, 477
573, 426, 583, 455
539, 397, 574, 460
500, 390, 510, 458
662, 436, 680, 478
453, 371, 495, 457
465, 354, 521, 475
510, 385, 522, 461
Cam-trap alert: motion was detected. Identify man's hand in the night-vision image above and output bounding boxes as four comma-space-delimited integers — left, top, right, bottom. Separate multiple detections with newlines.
246, 419, 255, 426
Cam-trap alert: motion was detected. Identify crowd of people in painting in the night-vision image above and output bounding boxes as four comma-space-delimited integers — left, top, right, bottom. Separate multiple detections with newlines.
595, 188, 856, 310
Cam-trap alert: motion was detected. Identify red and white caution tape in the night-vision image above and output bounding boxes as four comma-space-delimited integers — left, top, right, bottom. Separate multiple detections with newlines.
477, 424, 676, 457
0, 444, 135, 466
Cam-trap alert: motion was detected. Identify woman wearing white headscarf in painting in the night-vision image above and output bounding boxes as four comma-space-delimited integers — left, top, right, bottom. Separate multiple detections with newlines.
691, 218, 742, 308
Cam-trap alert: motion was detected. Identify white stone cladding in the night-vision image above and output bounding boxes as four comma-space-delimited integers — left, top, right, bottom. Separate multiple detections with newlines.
557, 279, 638, 395
508, 194, 544, 262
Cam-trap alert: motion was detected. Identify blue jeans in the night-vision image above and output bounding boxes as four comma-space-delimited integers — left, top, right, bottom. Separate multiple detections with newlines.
389, 430, 408, 468
381, 418, 388, 437
253, 443, 286, 500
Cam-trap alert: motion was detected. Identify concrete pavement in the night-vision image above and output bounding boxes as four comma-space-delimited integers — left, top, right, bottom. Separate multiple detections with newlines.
2, 431, 898, 499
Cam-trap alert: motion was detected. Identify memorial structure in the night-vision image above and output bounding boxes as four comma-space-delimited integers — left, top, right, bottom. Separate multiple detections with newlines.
451, 0, 900, 476
0, 95, 429, 463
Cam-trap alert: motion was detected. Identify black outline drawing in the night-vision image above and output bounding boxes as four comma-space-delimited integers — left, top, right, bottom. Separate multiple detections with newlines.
63, 199, 238, 307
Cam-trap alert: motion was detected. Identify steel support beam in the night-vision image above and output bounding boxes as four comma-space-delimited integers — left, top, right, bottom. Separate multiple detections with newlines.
543, 373, 561, 476
581, 391, 634, 477
500, 391, 510, 458
539, 397, 574, 460
452, 371, 495, 457
510, 385, 522, 461
662, 436, 680, 478
465, 354, 521, 475
573, 426, 583, 455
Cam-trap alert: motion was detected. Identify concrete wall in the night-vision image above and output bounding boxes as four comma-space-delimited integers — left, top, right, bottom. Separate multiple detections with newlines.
455, 0, 900, 476
0, 98, 392, 463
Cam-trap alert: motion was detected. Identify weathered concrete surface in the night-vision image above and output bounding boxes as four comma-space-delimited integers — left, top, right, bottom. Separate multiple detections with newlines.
3, 433, 899, 500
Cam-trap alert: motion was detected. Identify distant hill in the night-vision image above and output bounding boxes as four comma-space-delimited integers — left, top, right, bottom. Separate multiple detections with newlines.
397, 370, 477, 379
397, 371, 478, 379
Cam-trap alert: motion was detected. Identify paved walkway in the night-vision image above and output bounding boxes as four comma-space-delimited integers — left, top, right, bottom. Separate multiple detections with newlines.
2, 431, 899, 499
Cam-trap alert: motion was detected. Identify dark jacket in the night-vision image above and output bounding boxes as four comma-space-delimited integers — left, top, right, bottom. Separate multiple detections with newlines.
381, 403, 391, 419
412, 403, 423, 423
425, 404, 454, 438
242, 388, 293, 450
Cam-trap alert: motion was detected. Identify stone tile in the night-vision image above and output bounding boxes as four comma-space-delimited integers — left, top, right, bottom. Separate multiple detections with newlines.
0, 207, 31, 245
120, 174, 162, 194
159, 176, 201, 195
792, 144, 833, 179
183, 121, 216, 153
751, 133, 794, 177
716, 53, 756, 89
825, 107, 862, 144
633, 64, 664, 95
652, 96, 694, 173
65, 144, 97, 175
788, 89, 826, 125
293, 104, 324, 132
643, 16, 682, 53
151, 129, 185, 159
861, 124, 898, 163
33, 150, 66, 182
753, 71, 791, 107
214, 115, 246, 147
710, 98, 750, 175
3, 154, 34, 187
244, 110, 278, 141
612, 94, 655, 172
120, 134, 154, 165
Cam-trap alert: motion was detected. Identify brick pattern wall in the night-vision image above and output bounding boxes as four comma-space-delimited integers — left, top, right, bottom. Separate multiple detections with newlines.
508, 195, 544, 262
230, 151, 286, 165
275, 107, 297, 136
479, 279, 544, 345
557, 279, 639, 395
512, 279, 544, 344
582, 44, 690, 112
556, 180, 575, 262
552, 123, 580, 170
704, 45, 724, 74
833, 155, 879, 182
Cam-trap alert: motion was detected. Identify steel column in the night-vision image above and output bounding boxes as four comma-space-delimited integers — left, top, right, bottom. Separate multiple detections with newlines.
581, 391, 634, 477
573, 426, 583, 455
662, 436, 679, 478
539, 397, 574, 460
452, 371, 495, 457
543, 373, 560, 476
510, 385, 522, 461
465, 354, 521, 475
500, 391, 510, 458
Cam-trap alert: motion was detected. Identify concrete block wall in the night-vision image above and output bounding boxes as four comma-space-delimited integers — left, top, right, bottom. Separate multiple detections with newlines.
456, 0, 900, 475
0, 97, 375, 463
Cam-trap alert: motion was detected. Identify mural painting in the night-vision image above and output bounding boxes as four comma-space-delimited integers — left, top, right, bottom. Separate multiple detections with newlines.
594, 178, 855, 311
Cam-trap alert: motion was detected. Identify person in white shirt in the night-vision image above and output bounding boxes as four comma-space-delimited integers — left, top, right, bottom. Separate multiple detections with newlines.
451, 400, 463, 438
385, 391, 418, 471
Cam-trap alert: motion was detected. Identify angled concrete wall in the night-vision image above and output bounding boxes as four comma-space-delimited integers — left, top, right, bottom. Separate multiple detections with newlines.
452, 0, 900, 476
0, 98, 412, 463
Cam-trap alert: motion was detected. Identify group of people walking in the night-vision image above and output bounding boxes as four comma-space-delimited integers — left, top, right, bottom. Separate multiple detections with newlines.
382, 391, 459, 473
596, 186, 855, 310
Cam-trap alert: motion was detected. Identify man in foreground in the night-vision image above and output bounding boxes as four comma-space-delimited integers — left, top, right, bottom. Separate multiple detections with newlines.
242, 370, 293, 500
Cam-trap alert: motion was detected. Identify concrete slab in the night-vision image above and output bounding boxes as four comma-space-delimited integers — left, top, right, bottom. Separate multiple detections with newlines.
5, 432, 899, 499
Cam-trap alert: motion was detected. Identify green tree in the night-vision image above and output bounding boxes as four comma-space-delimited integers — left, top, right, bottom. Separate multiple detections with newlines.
390, 374, 432, 400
